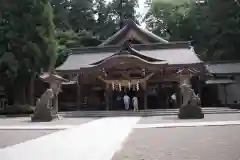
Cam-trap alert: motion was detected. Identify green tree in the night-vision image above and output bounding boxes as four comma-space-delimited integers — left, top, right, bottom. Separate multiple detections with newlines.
110, 0, 139, 26
203, 0, 240, 60
0, 0, 57, 104
51, 0, 140, 44
93, 0, 118, 40
144, 0, 240, 61
51, 0, 71, 30
68, 0, 96, 32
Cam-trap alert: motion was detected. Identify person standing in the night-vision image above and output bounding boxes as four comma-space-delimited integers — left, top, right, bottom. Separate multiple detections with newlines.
132, 96, 139, 111
123, 94, 130, 110
170, 93, 176, 108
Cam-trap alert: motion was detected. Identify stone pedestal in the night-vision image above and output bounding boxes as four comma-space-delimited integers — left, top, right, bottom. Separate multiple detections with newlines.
31, 108, 60, 122
178, 104, 204, 119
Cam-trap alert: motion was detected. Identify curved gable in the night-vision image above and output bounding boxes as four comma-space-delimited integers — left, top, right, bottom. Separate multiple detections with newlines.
92, 42, 165, 66
99, 20, 169, 46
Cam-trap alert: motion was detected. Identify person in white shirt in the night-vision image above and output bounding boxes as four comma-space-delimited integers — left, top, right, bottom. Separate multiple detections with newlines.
170, 93, 176, 108
132, 96, 139, 111
123, 94, 130, 110
171, 93, 176, 101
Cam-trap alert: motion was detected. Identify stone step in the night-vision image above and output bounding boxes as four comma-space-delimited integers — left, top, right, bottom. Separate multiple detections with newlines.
60, 108, 240, 117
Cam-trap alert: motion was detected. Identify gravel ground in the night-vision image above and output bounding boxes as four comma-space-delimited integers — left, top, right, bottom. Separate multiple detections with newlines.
139, 113, 240, 124
0, 117, 98, 126
112, 126, 240, 160
0, 130, 58, 148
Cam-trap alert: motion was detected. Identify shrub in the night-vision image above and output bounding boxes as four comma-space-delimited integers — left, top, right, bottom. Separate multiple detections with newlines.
178, 104, 204, 119
1, 104, 34, 115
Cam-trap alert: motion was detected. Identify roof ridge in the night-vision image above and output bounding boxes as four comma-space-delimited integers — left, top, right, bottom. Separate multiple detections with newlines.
70, 42, 191, 54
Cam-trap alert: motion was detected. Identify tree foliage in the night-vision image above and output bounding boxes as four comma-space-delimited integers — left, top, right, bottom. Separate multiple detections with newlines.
2, 0, 240, 105
51, 0, 139, 41
0, 0, 139, 104
0, 0, 57, 104
144, 0, 240, 61
51, 0, 139, 67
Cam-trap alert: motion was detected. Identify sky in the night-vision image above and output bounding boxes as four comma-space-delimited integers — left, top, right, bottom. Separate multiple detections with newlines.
137, 0, 147, 27
137, 0, 148, 14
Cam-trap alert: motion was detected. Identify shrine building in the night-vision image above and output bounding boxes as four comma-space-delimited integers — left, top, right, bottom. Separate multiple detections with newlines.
56, 20, 206, 111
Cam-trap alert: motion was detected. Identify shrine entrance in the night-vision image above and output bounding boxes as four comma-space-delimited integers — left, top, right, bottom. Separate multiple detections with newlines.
101, 78, 150, 110
111, 86, 143, 110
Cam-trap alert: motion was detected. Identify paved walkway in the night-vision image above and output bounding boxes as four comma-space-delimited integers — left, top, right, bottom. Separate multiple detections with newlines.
113, 126, 240, 160
0, 125, 76, 130
135, 120, 240, 129
1, 115, 240, 160
0, 117, 141, 160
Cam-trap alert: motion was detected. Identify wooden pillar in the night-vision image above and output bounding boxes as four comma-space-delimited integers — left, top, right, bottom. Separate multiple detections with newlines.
144, 92, 148, 110
223, 84, 228, 105
142, 82, 148, 110
76, 82, 81, 110
176, 85, 182, 108
105, 84, 110, 110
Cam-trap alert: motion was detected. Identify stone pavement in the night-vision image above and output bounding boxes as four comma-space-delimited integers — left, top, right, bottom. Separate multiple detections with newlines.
0, 117, 97, 126
112, 126, 240, 160
0, 130, 58, 148
1, 115, 240, 160
138, 113, 240, 124
135, 120, 240, 128
0, 117, 140, 160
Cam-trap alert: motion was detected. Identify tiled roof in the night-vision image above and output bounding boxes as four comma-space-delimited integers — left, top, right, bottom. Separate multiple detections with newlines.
56, 42, 203, 71
206, 62, 240, 74
91, 42, 165, 65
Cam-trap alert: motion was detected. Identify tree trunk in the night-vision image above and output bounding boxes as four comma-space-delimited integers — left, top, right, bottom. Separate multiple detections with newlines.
28, 75, 35, 105
13, 85, 26, 105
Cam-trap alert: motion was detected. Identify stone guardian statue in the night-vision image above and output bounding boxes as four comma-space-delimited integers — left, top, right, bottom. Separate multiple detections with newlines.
178, 82, 204, 119
31, 88, 56, 122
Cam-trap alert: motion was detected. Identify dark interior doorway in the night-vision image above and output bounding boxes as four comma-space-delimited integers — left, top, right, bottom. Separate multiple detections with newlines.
147, 82, 179, 109
201, 84, 220, 107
